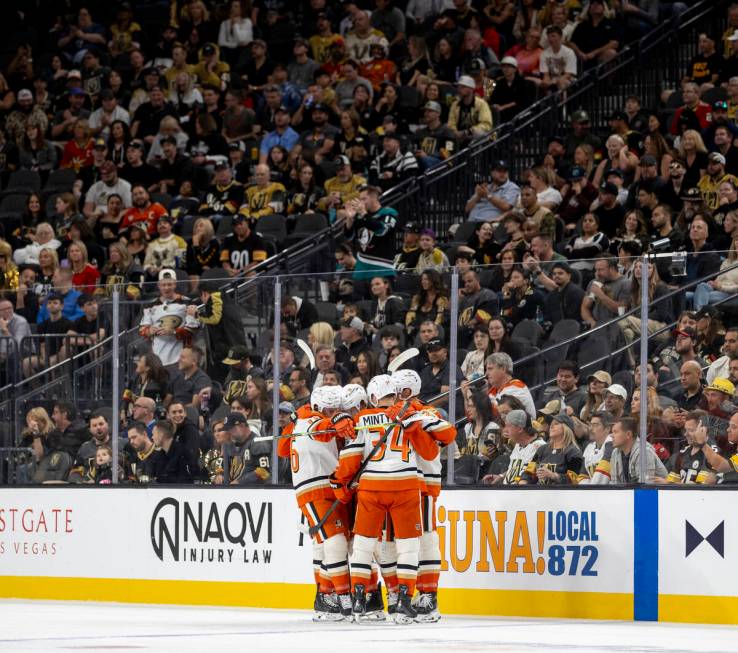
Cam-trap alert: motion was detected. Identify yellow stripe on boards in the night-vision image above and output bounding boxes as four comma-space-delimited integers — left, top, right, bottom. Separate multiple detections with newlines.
438, 588, 632, 620
0, 576, 631, 620
0, 577, 315, 609
660, 594, 738, 625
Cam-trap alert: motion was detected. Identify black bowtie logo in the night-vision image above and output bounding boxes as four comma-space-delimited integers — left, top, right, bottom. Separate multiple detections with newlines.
685, 520, 724, 558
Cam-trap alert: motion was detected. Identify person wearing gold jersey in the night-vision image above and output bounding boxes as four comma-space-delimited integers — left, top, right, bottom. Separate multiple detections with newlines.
238, 164, 286, 220
320, 155, 367, 213
698, 152, 738, 210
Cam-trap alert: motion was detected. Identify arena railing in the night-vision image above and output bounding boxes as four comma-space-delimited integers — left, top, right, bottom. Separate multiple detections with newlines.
381, 0, 726, 237
0, 216, 344, 437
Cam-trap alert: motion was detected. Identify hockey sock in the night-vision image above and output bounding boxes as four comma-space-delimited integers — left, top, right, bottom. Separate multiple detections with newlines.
395, 537, 419, 596
349, 534, 376, 593
323, 534, 350, 595
416, 530, 441, 593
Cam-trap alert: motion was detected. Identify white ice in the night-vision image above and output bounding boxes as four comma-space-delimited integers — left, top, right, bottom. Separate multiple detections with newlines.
1, 600, 737, 653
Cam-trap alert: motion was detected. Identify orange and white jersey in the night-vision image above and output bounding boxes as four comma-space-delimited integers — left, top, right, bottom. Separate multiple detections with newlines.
488, 378, 536, 419
405, 399, 456, 497
334, 404, 437, 492
278, 407, 337, 506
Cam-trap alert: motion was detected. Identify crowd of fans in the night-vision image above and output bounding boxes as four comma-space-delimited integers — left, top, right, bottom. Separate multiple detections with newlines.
3, 0, 738, 488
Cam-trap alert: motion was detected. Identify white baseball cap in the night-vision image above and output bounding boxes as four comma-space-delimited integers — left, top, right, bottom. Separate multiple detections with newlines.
500, 56, 519, 68
606, 384, 628, 400
457, 75, 476, 89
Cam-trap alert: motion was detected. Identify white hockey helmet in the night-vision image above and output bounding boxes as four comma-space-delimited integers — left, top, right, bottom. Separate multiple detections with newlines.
311, 385, 343, 411
342, 383, 368, 411
392, 369, 421, 398
367, 374, 396, 407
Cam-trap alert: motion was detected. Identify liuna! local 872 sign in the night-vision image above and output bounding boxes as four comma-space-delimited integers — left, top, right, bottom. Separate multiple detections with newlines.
435, 490, 634, 596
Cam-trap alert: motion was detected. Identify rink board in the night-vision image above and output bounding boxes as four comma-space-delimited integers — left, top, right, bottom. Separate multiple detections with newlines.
0, 487, 735, 623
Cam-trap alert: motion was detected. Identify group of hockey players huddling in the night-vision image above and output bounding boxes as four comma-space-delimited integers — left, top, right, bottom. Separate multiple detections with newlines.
278, 369, 456, 624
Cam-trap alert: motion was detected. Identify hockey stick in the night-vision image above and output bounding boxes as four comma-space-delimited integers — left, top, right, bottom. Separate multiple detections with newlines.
275, 422, 401, 439
308, 399, 414, 538
387, 347, 419, 373
296, 338, 316, 371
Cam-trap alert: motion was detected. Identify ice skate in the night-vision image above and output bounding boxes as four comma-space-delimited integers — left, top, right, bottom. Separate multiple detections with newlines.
414, 592, 440, 623
362, 582, 386, 621
313, 592, 343, 622
393, 585, 417, 624
352, 584, 367, 620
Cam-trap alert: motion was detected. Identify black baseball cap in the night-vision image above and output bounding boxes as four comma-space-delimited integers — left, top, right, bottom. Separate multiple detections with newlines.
222, 412, 249, 431
425, 338, 445, 351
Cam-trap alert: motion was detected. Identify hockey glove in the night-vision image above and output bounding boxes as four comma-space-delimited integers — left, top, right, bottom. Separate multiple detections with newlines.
331, 413, 355, 440
329, 473, 353, 504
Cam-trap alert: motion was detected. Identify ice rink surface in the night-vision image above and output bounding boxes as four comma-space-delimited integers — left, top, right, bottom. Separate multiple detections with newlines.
1, 600, 737, 653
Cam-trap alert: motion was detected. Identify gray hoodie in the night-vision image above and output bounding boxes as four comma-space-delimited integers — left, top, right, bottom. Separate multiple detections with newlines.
610, 439, 667, 483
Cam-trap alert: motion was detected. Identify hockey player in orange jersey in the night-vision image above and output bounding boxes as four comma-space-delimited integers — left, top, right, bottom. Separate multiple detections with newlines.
341, 383, 386, 621
392, 369, 456, 622
330, 374, 438, 623
278, 385, 356, 621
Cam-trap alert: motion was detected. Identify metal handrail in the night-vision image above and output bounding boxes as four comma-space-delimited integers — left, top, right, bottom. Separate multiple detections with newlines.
428, 257, 738, 406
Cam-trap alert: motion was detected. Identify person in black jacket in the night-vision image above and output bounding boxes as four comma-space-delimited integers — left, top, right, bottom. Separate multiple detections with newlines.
543, 262, 586, 325
48, 401, 88, 459
151, 420, 195, 484
188, 280, 247, 384
281, 295, 319, 332
167, 402, 202, 469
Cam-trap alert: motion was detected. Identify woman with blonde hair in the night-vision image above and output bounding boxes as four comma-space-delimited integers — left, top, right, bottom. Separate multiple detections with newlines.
677, 129, 708, 189
519, 414, 583, 485
20, 406, 55, 466
146, 115, 189, 164
60, 118, 94, 172
308, 321, 335, 350
37, 247, 59, 296
67, 240, 100, 293
186, 217, 220, 292
0, 239, 19, 292
99, 242, 144, 299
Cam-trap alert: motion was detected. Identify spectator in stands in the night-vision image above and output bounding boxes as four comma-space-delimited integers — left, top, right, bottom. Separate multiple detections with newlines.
150, 419, 195, 484
288, 367, 312, 409
369, 131, 419, 191
706, 327, 738, 384
541, 361, 588, 415
48, 400, 87, 459
676, 360, 704, 410
405, 269, 449, 338
418, 337, 462, 410
83, 160, 133, 223
458, 269, 499, 348
522, 234, 566, 291
610, 416, 667, 483
694, 305, 725, 363
658, 327, 706, 386
538, 262, 583, 325
570, 0, 621, 70
281, 295, 319, 333
540, 25, 577, 92
485, 352, 536, 418
129, 351, 170, 408
489, 56, 534, 124
582, 256, 631, 328
239, 163, 286, 219
413, 100, 457, 171
448, 75, 493, 144
220, 214, 269, 277
465, 159, 520, 223
343, 185, 399, 278
170, 346, 211, 408
520, 413, 583, 485
500, 266, 544, 327
336, 316, 370, 375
